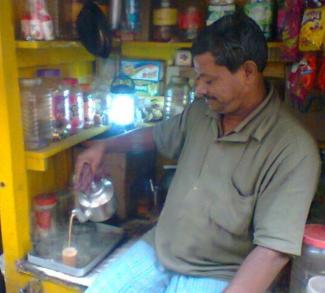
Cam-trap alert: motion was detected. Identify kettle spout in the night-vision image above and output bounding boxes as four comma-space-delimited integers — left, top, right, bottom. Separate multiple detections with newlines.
72, 208, 89, 223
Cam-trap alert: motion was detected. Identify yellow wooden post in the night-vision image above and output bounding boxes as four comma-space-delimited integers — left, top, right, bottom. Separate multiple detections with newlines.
0, 0, 32, 291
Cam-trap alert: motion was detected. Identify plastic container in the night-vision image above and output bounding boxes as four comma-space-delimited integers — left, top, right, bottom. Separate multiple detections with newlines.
21, 0, 55, 41
36, 69, 70, 140
80, 83, 95, 129
92, 78, 111, 126
33, 193, 57, 240
63, 78, 84, 134
290, 224, 325, 293
152, 0, 178, 42
20, 78, 51, 150
164, 76, 190, 120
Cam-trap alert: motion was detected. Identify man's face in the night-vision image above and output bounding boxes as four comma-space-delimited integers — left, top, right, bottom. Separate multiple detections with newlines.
193, 52, 246, 114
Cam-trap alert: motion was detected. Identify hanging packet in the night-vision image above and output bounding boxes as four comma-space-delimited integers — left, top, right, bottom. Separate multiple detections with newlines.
299, 7, 325, 51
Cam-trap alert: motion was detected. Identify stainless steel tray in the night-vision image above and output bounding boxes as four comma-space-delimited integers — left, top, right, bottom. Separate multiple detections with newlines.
27, 223, 124, 277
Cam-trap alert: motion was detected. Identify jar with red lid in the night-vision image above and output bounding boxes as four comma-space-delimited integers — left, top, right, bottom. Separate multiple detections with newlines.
289, 224, 325, 293
152, 0, 178, 42
32, 193, 57, 241
178, 0, 207, 41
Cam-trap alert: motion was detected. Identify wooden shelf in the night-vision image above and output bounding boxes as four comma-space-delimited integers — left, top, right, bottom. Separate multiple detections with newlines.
25, 126, 110, 171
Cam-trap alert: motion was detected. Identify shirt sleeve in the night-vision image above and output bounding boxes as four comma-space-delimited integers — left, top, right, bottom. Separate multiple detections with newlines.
253, 135, 321, 256
153, 104, 191, 160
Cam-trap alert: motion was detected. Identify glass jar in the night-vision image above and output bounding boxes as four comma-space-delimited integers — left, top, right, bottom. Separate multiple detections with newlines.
178, 0, 206, 41
164, 76, 190, 120
152, 0, 178, 42
289, 224, 325, 293
20, 78, 51, 150
32, 193, 57, 241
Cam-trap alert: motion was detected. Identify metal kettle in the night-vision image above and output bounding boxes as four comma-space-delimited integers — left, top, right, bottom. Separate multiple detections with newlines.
72, 177, 116, 223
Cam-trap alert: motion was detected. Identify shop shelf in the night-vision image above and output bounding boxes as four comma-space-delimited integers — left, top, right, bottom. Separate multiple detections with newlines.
16, 40, 84, 49
16, 40, 95, 68
25, 126, 110, 171
121, 41, 282, 60
121, 41, 285, 78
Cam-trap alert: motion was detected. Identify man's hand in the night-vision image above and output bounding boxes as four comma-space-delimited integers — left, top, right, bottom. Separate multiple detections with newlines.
74, 141, 106, 191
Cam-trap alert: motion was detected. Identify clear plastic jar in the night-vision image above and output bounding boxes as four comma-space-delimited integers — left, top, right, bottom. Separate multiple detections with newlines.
80, 83, 95, 129
164, 76, 190, 120
92, 78, 111, 126
36, 69, 71, 140
63, 78, 84, 134
32, 193, 57, 241
20, 78, 51, 150
290, 224, 325, 293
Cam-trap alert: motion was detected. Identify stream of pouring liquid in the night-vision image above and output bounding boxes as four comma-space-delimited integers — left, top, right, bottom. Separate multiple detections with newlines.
68, 213, 75, 247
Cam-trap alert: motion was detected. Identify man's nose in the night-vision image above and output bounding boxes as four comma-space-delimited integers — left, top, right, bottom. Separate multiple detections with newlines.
195, 79, 207, 98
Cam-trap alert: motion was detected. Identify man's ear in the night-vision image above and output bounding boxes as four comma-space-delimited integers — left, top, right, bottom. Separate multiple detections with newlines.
242, 60, 259, 82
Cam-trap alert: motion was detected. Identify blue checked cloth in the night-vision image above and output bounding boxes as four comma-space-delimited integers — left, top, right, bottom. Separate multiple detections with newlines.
86, 240, 228, 293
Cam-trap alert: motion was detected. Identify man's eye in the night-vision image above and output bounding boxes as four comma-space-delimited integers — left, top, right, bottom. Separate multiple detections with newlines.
206, 80, 213, 85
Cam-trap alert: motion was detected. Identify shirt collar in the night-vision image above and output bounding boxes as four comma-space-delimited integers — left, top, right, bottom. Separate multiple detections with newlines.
205, 84, 281, 143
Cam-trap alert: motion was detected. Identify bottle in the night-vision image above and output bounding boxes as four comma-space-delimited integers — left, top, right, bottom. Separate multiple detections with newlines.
125, 0, 141, 33
21, 0, 55, 41
63, 78, 84, 135
164, 76, 190, 120
20, 78, 51, 150
152, 0, 178, 42
178, 0, 206, 41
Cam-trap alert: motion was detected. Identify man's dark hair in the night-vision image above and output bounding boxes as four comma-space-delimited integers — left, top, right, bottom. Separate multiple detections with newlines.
192, 11, 268, 73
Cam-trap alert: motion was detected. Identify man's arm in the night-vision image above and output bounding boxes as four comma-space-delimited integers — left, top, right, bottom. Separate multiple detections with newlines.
74, 127, 155, 190
224, 246, 289, 293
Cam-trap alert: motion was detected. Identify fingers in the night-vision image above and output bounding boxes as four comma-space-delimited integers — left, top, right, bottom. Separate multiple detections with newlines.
78, 163, 93, 192
74, 154, 95, 191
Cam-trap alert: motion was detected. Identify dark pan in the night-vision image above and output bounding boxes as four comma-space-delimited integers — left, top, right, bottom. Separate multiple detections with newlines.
76, 1, 112, 58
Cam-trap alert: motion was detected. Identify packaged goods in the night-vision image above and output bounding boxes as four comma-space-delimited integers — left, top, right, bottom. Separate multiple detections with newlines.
281, 0, 304, 61
299, 7, 325, 51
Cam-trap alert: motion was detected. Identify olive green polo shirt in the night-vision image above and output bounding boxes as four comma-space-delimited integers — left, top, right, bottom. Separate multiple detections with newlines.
150, 85, 320, 280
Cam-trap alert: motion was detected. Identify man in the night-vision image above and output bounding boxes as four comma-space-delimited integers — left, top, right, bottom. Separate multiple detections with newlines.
75, 12, 320, 293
